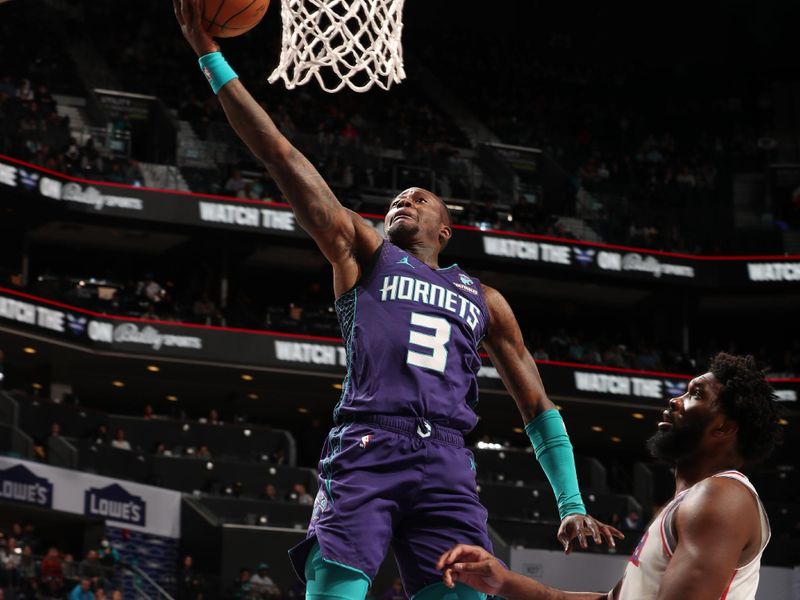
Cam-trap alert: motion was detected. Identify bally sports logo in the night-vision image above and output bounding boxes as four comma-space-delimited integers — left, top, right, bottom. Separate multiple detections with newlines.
84, 483, 146, 526
0, 464, 53, 508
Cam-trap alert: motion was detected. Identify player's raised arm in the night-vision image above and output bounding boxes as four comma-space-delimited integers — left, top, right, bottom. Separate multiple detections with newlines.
173, 0, 381, 280
481, 284, 623, 553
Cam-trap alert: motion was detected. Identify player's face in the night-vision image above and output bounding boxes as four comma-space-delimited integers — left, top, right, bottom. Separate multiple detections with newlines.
385, 187, 451, 249
646, 373, 724, 462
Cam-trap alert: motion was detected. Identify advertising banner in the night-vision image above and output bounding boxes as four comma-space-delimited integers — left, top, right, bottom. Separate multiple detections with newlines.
1, 287, 797, 407
0, 456, 180, 538
2, 155, 799, 288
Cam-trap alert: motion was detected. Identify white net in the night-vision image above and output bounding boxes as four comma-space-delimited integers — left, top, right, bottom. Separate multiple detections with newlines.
267, 0, 407, 93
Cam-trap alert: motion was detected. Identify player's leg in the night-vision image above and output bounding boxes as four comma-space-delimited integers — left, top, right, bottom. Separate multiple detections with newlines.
392, 443, 491, 600
305, 542, 371, 600
288, 423, 421, 598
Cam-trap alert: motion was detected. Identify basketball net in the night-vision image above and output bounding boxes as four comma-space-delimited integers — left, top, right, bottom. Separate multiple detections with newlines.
267, 0, 407, 93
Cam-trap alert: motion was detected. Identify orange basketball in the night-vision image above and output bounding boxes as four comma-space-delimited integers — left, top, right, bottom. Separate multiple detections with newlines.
201, 0, 270, 38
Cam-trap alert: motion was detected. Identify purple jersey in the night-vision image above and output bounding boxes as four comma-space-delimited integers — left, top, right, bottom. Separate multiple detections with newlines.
333, 241, 489, 433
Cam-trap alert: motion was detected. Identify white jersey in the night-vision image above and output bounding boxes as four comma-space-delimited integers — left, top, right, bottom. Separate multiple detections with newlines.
612, 470, 770, 600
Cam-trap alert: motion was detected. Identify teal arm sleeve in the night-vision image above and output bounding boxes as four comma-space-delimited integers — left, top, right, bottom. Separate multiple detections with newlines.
525, 409, 586, 520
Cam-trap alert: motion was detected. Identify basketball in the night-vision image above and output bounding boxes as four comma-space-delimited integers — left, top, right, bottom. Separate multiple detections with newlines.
201, 0, 270, 38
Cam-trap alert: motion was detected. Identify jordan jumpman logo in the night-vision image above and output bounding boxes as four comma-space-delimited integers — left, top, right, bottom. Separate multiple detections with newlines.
397, 256, 415, 269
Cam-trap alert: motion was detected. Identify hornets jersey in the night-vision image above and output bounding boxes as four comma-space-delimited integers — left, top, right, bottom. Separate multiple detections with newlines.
333, 241, 489, 433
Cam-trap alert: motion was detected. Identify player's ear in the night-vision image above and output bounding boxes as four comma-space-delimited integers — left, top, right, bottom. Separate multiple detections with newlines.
713, 417, 738, 439
439, 224, 452, 250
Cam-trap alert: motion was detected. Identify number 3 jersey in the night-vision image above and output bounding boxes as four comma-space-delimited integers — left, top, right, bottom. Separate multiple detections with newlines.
332, 241, 489, 433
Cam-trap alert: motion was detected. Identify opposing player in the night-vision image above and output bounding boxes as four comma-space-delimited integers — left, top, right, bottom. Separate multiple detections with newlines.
438, 352, 781, 600
173, 1, 620, 597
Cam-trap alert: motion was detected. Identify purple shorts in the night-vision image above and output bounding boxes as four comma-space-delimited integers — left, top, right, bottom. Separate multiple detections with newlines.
289, 415, 492, 596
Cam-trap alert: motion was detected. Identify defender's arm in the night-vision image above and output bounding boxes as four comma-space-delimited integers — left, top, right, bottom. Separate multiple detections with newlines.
657, 478, 760, 600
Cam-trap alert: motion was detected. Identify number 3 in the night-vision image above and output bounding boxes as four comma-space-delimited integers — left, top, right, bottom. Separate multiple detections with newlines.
407, 313, 451, 373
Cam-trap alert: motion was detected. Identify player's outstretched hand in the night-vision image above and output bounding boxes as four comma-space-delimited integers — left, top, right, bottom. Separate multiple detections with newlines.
558, 514, 625, 555
436, 544, 509, 595
173, 0, 220, 57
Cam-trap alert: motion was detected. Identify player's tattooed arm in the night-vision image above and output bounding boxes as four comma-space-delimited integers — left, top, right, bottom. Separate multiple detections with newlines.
481, 284, 556, 422
173, 0, 381, 271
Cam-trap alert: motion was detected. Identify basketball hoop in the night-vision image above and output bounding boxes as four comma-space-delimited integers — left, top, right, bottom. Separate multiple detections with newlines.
267, 0, 407, 93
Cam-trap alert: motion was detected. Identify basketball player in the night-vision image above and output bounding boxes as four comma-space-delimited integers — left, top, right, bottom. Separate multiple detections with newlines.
437, 352, 781, 600
173, 1, 621, 597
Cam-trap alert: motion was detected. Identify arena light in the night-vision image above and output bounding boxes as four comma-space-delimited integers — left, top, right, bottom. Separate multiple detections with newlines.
631, 413, 645, 420
31, 383, 43, 390
247, 393, 259, 400
331, 383, 343, 390
778, 418, 789, 426
243, 429, 252, 437
512, 427, 524, 434
111, 380, 125, 388
297, 407, 309, 414
610, 436, 622, 443
146, 365, 160, 373
241, 373, 254, 381
166, 395, 178, 402
258, 515, 268, 525
591, 425, 603, 432
23, 347, 37, 354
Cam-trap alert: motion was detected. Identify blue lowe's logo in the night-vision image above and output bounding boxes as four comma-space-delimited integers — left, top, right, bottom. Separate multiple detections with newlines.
84, 483, 146, 526
664, 380, 686, 397
0, 464, 53, 508
573, 247, 596, 265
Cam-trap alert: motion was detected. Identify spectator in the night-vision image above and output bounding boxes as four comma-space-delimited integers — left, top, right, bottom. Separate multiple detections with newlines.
249, 563, 281, 598
79, 550, 105, 589
230, 567, 252, 600
70, 578, 95, 600
290, 483, 313, 505
153, 441, 172, 456
193, 293, 221, 325
92, 424, 110, 445
178, 555, 205, 600
195, 444, 212, 459
39, 546, 64, 595
623, 509, 643, 531
260, 484, 279, 502
224, 170, 246, 196
98, 538, 120, 571
62, 552, 80, 591
207, 408, 222, 425
18, 545, 37, 594
143, 404, 155, 419
111, 591, 122, 600
110, 428, 132, 450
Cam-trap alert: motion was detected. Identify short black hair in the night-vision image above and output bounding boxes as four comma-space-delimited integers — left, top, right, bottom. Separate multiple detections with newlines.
709, 352, 782, 463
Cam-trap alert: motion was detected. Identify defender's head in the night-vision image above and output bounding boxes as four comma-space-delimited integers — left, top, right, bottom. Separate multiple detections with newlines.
647, 352, 781, 465
384, 187, 452, 253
